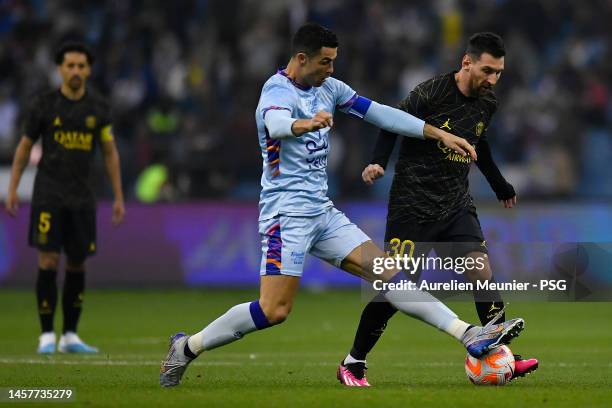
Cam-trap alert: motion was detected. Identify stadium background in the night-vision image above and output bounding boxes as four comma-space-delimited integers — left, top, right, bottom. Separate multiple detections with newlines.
0, 0, 610, 287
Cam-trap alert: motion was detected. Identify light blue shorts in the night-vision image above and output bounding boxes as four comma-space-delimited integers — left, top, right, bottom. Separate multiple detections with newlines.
259, 207, 371, 277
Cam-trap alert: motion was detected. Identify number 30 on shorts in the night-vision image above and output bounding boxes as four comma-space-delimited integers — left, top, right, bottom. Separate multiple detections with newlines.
38, 212, 51, 233
387, 238, 415, 258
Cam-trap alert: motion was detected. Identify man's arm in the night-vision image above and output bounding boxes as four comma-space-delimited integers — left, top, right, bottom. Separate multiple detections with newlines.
265, 101, 476, 159
264, 79, 476, 159
363, 82, 477, 184
100, 138, 125, 225
291, 112, 333, 136
7, 94, 42, 215
362, 130, 396, 185
264, 109, 332, 139
5, 136, 34, 216
341, 95, 477, 160
371, 130, 398, 170
476, 137, 516, 208
330, 77, 476, 159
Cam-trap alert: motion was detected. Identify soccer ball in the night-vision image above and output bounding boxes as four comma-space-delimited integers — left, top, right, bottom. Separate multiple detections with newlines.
465, 345, 515, 385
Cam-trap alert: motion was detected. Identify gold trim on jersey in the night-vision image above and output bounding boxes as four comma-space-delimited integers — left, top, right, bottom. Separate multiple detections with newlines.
53, 116, 62, 127
100, 125, 114, 142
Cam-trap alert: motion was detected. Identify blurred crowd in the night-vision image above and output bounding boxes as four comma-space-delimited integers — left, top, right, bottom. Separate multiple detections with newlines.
0, 0, 610, 201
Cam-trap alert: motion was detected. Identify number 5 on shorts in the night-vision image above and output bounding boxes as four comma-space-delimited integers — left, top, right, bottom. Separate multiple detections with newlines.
38, 212, 51, 233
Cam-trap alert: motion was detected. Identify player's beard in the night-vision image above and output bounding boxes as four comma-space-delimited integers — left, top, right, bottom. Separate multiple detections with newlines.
478, 77, 493, 94
68, 76, 83, 91
476, 82, 492, 95
480, 85, 493, 95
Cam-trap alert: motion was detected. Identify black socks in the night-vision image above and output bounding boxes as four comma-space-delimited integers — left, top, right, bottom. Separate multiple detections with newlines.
36, 268, 58, 332
62, 269, 85, 333
349, 294, 398, 360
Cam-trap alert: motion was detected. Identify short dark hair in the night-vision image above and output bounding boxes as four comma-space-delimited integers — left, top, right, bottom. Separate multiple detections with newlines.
466, 32, 505, 59
55, 42, 95, 65
291, 23, 338, 56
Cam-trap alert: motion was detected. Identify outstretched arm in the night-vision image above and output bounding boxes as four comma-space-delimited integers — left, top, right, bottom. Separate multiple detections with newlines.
367, 99, 477, 159
341, 95, 477, 160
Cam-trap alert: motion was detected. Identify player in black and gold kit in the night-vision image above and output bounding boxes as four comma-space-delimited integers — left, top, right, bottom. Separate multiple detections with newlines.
5, 43, 125, 354
337, 33, 538, 386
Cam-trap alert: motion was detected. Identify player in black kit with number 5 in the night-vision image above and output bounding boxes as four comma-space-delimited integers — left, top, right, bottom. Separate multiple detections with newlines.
5, 43, 125, 354
337, 33, 538, 387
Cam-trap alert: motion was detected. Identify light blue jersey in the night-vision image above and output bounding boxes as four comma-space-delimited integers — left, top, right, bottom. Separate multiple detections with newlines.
255, 69, 426, 276
256, 70, 362, 221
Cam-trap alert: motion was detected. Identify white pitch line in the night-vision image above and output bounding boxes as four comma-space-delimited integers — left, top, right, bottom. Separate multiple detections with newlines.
0, 358, 238, 367
0, 358, 611, 368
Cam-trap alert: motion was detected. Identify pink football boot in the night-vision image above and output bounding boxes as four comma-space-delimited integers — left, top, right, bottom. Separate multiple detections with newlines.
512, 354, 539, 379
337, 362, 371, 387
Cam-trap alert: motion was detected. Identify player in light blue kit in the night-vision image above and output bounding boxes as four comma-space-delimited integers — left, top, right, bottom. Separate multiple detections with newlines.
160, 23, 525, 387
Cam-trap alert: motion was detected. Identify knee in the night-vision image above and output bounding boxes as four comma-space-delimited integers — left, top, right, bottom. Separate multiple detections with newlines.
259, 300, 293, 325
39, 253, 60, 270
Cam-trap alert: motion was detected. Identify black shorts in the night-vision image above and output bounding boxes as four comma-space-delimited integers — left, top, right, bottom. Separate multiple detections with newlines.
28, 206, 97, 260
385, 207, 487, 262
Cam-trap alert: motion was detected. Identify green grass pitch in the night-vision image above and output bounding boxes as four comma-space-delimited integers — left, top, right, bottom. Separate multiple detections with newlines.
1, 289, 611, 407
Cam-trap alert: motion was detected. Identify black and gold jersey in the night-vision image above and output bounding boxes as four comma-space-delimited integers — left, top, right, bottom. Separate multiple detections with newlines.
22, 88, 113, 208
371, 71, 498, 223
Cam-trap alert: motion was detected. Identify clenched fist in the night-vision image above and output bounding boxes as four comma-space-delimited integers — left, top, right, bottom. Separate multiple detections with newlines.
362, 164, 385, 185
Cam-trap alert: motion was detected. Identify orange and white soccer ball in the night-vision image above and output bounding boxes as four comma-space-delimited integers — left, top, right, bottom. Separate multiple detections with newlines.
465, 345, 515, 385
